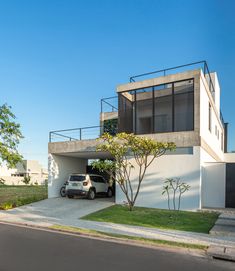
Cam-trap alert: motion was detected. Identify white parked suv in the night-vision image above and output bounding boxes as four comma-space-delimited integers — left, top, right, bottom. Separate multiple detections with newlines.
65, 174, 113, 200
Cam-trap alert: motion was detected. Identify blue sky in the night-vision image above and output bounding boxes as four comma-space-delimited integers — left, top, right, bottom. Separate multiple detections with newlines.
0, 0, 234, 167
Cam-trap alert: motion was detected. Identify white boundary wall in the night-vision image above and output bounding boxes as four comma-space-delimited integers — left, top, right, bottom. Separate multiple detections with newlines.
115, 146, 201, 210
201, 162, 226, 208
0, 176, 46, 185
48, 154, 87, 198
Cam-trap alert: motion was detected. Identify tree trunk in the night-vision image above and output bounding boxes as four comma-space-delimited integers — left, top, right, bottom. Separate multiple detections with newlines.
128, 201, 134, 211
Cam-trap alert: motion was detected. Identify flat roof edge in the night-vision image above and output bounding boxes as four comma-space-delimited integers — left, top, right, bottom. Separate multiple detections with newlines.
117, 69, 201, 93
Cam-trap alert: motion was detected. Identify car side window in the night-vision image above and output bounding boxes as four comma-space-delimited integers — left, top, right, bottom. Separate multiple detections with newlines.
95, 176, 102, 183
90, 176, 106, 183
98, 177, 106, 183
90, 176, 97, 182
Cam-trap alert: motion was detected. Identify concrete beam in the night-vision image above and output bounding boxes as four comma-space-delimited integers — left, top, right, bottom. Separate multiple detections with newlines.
117, 69, 200, 93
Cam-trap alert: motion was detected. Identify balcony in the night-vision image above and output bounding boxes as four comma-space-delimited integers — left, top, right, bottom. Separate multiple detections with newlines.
49, 61, 224, 143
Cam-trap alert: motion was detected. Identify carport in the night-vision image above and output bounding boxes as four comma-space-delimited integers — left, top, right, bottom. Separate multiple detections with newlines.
48, 137, 113, 199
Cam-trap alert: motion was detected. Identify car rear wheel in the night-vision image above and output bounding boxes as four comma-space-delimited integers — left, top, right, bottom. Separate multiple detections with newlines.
88, 189, 96, 200
107, 188, 113, 198
60, 186, 66, 197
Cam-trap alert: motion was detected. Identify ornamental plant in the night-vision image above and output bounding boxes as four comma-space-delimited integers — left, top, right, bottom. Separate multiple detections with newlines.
162, 178, 190, 211
92, 133, 175, 211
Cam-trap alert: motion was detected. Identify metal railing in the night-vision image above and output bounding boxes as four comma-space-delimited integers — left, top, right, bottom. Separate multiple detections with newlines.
49, 126, 102, 142
101, 96, 118, 113
129, 60, 215, 94
49, 123, 119, 143
50, 61, 225, 143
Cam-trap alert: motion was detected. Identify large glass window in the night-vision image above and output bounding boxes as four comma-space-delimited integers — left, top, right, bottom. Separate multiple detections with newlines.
154, 84, 173, 133
174, 80, 194, 131
118, 93, 133, 133
118, 78, 194, 134
135, 87, 153, 134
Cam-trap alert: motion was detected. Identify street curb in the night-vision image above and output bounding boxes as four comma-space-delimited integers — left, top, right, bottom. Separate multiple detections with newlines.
0, 220, 206, 258
207, 245, 235, 262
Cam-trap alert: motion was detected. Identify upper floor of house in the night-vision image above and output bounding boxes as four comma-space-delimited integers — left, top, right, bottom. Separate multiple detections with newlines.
49, 61, 228, 162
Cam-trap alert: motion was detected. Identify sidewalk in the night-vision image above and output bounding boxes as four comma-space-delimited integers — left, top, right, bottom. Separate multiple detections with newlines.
210, 212, 235, 237
1, 205, 235, 249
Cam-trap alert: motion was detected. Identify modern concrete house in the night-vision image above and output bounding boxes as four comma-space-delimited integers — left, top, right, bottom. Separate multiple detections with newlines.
48, 61, 235, 210
0, 160, 48, 185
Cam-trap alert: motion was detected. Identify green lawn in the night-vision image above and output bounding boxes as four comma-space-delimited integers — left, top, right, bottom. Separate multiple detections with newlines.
0, 185, 48, 210
82, 205, 219, 234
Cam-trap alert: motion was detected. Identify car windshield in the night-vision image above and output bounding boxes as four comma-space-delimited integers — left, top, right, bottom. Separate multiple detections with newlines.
69, 175, 86, 182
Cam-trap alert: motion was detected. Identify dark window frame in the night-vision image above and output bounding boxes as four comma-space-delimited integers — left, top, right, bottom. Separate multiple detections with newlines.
209, 102, 212, 132
221, 132, 224, 151
118, 78, 194, 134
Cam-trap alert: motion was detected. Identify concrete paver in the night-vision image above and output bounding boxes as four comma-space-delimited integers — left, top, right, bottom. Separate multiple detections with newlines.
210, 211, 235, 237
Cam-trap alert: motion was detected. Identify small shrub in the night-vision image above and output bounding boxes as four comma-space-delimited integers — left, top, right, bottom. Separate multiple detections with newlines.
162, 178, 190, 211
0, 202, 14, 210
22, 176, 31, 185
0, 178, 6, 185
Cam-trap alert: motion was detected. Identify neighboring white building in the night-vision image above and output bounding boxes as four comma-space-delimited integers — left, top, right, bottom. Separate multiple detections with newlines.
48, 61, 235, 210
0, 160, 48, 185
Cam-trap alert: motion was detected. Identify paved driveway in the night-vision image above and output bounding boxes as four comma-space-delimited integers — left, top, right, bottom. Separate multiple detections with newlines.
0, 197, 114, 227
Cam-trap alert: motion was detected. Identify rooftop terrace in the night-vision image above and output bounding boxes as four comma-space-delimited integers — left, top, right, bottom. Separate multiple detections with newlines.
49, 61, 223, 143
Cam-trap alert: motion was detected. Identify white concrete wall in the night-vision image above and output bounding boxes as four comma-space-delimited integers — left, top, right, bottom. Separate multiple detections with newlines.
115, 146, 201, 210
210, 72, 221, 114
0, 176, 45, 185
48, 154, 87, 198
200, 75, 224, 160
0, 164, 17, 176
224, 153, 235, 163
201, 162, 226, 208
25, 160, 43, 174
200, 147, 216, 164
0, 163, 46, 185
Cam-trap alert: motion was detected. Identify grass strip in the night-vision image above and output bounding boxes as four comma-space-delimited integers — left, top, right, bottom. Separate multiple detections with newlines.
50, 224, 207, 251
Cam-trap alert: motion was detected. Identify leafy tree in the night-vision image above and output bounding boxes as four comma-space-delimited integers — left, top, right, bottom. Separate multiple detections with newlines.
0, 104, 23, 168
92, 133, 175, 211
103, 119, 118, 136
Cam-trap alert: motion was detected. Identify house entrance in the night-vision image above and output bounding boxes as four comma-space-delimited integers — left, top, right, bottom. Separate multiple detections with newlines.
226, 163, 235, 208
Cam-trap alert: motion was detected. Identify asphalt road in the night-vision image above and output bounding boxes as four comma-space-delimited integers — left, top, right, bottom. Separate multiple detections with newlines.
0, 223, 233, 271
